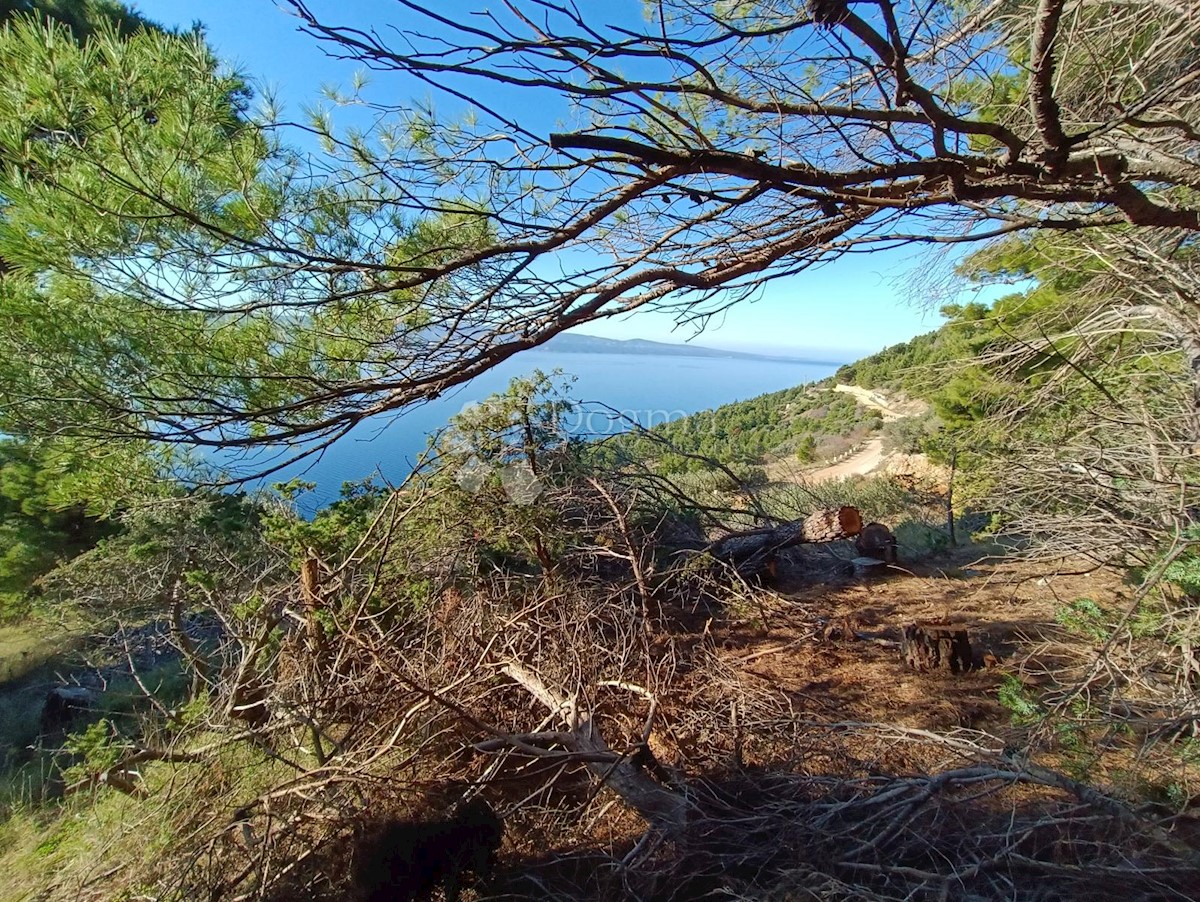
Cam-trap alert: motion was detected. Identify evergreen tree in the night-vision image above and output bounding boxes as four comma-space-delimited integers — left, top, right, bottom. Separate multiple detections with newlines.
0, 0, 156, 40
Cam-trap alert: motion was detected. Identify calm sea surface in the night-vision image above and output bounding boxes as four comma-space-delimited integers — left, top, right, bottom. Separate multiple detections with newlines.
230, 351, 840, 511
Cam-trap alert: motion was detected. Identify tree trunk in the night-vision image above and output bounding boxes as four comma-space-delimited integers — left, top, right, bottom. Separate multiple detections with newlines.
945, 447, 958, 546
705, 506, 863, 579
300, 553, 327, 654
901, 624, 977, 674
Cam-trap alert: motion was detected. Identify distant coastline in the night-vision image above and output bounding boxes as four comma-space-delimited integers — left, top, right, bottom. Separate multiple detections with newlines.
256, 348, 841, 513
547, 333, 849, 368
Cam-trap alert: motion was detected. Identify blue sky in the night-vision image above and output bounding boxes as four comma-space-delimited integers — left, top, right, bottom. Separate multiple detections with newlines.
131, 0, 1001, 359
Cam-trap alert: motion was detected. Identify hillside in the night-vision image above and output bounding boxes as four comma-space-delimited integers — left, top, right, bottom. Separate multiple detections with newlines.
2, 1, 1199, 898
6, 307, 1197, 901
547, 332, 847, 365
6, 443, 1196, 902
608, 323, 948, 481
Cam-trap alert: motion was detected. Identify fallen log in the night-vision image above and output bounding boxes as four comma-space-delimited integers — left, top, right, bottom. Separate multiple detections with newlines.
705, 506, 863, 578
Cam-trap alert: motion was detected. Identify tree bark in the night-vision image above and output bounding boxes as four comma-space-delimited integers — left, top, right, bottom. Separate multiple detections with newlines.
901, 624, 977, 674
945, 448, 957, 547
300, 552, 327, 654
705, 506, 863, 578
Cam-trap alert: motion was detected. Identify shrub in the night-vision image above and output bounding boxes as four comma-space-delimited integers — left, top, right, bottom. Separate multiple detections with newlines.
1054, 598, 1109, 642
998, 675, 1043, 725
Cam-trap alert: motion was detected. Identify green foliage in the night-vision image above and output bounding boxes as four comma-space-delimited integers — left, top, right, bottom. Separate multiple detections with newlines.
43, 491, 276, 621
791, 473, 920, 520
431, 371, 587, 573
0, 440, 116, 615
880, 413, 938, 455
794, 434, 817, 463
0, 16, 257, 268
0, 5, 270, 496
611, 381, 883, 472
606, 288, 1047, 489
0, 0, 157, 41
1055, 598, 1110, 643
950, 226, 1200, 565
1055, 720, 1102, 782
1164, 531, 1200, 597
998, 675, 1043, 726
892, 520, 950, 556
1165, 557, 1200, 596
835, 315, 984, 397
0, 7, 505, 464
1129, 599, 1165, 640
446, 370, 580, 475
61, 719, 121, 783
264, 478, 389, 563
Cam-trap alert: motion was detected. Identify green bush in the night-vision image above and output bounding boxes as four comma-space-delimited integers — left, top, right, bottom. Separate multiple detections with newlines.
1165, 545, 1200, 597
61, 720, 121, 788
795, 435, 818, 463
998, 675, 1043, 725
0, 440, 116, 614
1054, 598, 1109, 642
893, 520, 950, 556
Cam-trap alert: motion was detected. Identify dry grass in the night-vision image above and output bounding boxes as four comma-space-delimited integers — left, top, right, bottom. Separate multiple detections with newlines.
2, 482, 1198, 901
0, 623, 73, 686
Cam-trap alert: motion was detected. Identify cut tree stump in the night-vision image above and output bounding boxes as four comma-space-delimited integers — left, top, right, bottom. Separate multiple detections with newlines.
705, 506, 863, 580
901, 624, 977, 674
855, 522, 898, 564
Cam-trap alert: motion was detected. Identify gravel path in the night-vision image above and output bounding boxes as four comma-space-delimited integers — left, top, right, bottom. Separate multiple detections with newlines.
807, 437, 886, 481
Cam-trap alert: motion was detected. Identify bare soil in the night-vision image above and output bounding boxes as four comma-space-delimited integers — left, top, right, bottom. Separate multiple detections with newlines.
700, 546, 1125, 745
805, 437, 886, 481
832, 384, 930, 421
766, 384, 934, 484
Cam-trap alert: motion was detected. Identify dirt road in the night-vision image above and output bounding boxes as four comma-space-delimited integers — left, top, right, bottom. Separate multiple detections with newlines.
833, 384, 927, 421
795, 385, 929, 481
766, 384, 926, 484
807, 437, 885, 481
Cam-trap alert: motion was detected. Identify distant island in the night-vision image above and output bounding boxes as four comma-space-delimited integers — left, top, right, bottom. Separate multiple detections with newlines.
546, 333, 849, 367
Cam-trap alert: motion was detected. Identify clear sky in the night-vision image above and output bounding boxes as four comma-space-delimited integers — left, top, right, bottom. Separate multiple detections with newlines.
131, 0, 1000, 359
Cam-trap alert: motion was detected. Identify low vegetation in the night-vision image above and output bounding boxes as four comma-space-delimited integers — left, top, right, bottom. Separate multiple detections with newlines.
1, 1, 1199, 900
1, 362, 1197, 900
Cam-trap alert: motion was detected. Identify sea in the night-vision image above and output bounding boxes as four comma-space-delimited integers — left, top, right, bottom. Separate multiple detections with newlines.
226, 350, 842, 512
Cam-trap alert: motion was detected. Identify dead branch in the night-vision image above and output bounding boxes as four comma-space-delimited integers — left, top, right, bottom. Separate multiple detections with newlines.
500, 660, 686, 831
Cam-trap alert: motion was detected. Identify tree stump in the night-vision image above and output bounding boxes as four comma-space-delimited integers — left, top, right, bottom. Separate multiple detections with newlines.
901, 624, 976, 674
855, 522, 898, 563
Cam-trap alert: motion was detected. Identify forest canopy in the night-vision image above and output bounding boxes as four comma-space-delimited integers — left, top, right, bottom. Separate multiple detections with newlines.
0, 0, 1194, 475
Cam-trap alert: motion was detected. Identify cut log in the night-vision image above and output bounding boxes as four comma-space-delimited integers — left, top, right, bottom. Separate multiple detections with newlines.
901, 624, 977, 674
705, 506, 863, 579
855, 522, 898, 564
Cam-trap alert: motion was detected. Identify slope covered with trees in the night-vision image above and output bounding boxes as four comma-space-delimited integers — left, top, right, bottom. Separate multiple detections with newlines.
611, 381, 882, 471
